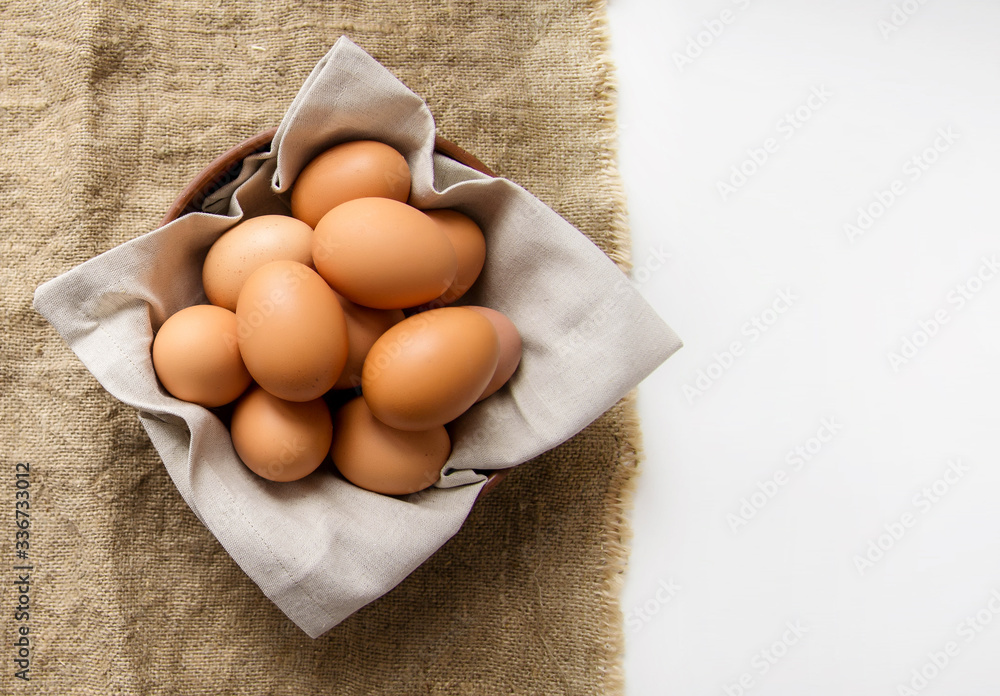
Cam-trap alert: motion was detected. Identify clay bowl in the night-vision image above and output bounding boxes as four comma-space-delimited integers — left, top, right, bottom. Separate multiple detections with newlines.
162, 128, 509, 498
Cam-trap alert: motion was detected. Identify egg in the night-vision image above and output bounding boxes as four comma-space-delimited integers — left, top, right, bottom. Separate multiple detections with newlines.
235, 260, 349, 402
312, 198, 457, 309
230, 386, 333, 482
330, 396, 450, 495
333, 293, 405, 390
290, 140, 411, 228
464, 306, 522, 401
202, 215, 314, 311
362, 306, 499, 430
425, 209, 486, 305
151, 304, 252, 407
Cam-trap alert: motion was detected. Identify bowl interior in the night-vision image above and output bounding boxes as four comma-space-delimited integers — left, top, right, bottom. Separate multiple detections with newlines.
164, 131, 509, 498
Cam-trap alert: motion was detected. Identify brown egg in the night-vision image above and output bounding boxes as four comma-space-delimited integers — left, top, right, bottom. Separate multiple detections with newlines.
362, 307, 500, 431
230, 386, 333, 482
330, 396, 450, 495
151, 304, 251, 407
202, 215, 314, 311
425, 209, 486, 304
465, 306, 522, 401
290, 140, 411, 228
312, 198, 457, 309
333, 293, 405, 390
235, 260, 349, 402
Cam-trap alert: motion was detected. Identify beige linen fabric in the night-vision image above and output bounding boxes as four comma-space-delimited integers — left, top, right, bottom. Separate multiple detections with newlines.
2, 2, 678, 694
33, 35, 681, 638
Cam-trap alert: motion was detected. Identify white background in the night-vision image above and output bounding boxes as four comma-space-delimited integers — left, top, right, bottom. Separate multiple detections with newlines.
607, 1, 1000, 694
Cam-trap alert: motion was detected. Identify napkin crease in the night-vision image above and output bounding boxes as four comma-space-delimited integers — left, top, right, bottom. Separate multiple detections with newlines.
33, 37, 682, 638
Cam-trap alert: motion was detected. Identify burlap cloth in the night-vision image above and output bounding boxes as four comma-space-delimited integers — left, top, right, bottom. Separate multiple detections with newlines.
1, 1, 652, 693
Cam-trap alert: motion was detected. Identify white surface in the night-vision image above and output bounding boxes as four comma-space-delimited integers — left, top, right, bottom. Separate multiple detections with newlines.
607, 1, 1000, 693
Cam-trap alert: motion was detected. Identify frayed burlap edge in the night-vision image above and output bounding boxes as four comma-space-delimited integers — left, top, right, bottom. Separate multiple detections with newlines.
589, 0, 632, 274
596, 392, 644, 696
588, 1, 643, 694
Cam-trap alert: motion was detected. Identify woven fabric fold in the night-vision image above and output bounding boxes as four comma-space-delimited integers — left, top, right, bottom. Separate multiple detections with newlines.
2, 3, 674, 693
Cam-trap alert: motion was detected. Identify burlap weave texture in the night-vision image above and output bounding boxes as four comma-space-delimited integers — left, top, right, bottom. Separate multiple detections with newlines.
1, 1, 649, 693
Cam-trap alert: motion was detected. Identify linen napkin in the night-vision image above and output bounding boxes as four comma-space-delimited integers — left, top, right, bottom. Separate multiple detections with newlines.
33, 36, 682, 638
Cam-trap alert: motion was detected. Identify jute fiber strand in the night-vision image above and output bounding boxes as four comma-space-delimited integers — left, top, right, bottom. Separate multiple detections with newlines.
1, 1, 653, 694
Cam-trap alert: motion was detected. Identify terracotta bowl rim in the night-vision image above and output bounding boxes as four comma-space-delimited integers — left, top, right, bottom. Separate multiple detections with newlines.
162, 128, 509, 499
